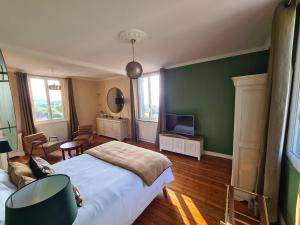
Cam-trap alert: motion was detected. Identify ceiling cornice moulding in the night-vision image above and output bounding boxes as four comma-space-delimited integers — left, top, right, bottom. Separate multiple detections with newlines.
165, 44, 270, 70
0, 43, 125, 75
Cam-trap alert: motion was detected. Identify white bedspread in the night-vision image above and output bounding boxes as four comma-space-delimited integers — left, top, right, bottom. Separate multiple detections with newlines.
53, 154, 174, 225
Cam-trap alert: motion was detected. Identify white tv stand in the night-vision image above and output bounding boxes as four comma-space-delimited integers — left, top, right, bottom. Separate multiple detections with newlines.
159, 133, 204, 160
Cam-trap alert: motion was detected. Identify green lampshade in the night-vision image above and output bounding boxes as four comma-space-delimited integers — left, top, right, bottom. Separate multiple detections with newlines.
0, 138, 12, 153
5, 175, 78, 225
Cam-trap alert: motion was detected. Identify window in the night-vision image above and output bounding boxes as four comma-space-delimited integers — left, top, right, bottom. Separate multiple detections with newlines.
138, 72, 160, 121
29, 77, 65, 122
287, 45, 300, 173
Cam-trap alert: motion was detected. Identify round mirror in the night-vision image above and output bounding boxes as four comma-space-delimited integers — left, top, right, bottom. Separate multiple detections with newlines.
0, 50, 17, 150
107, 88, 124, 113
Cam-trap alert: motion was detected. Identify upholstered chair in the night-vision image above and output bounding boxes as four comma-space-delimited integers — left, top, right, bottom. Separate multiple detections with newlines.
73, 125, 93, 145
23, 132, 64, 160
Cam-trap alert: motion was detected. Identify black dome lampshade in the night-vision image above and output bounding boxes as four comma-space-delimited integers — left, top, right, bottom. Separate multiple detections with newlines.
126, 39, 143, 79
5, 175, 78, 225
0, 138, 12, 154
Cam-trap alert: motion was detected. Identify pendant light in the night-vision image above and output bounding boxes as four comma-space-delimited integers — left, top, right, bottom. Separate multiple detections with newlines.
126, 39, 143, 79
119, 29, 147, 79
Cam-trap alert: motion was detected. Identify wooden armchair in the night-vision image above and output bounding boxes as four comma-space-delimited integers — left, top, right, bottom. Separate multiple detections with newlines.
23, 132, 64, 160
73, 125, 93, 145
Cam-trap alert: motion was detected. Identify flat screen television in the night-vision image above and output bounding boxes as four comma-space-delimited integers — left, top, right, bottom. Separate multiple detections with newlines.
166, 114, 194, 136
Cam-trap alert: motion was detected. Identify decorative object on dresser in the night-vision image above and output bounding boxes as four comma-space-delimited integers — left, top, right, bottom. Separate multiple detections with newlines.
159, 133, 203, 160
231, 74, 267, 201
73, 125, 93, 146
60, 141, 85, 160
5, 174, 78, 225
96, 117, 128, 141
23, 132, 64, 160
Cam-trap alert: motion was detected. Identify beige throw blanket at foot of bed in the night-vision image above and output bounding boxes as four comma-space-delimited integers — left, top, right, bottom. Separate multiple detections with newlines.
85, 141, 172, 186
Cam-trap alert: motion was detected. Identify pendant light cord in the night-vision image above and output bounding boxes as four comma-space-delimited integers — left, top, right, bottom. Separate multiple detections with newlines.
131, 39, 136, 61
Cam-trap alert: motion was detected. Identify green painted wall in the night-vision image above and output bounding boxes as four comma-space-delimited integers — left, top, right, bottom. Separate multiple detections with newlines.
165, 50, 269, 155
280, 158, 300, 225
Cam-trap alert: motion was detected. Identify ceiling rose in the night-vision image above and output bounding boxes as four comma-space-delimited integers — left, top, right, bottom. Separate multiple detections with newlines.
119, 29, 147, 43
119, 29, 147, 79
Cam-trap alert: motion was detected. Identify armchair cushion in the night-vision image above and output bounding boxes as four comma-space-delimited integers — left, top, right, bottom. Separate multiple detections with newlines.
74, 134, 92, 141
23, 132, 65, 156
77, 125, 93, 135
23, 132, 48, 154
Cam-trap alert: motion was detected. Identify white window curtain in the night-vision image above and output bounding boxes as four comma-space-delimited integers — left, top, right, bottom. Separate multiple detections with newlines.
256, 1, 296, 222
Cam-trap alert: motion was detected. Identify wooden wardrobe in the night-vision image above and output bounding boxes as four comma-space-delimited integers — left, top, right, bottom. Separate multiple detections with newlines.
231, 74, 267, 200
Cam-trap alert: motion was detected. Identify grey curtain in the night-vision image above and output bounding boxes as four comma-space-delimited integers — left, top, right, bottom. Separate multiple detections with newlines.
16, 72, 36, 136
155, 68, 167, 145
256, 1, 296, 222
67, 78, 79, 140
130, 78, 138, 142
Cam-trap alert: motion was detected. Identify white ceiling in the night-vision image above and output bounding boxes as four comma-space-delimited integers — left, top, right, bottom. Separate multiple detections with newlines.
0, 0, 278, 79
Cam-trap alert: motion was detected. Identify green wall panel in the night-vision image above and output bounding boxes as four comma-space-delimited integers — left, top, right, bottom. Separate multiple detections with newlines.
165, 50, 269, 155
280, 157, 300, 225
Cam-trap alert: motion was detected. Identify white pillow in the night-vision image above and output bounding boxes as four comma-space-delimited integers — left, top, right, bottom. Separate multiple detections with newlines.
0, 169, 16, 225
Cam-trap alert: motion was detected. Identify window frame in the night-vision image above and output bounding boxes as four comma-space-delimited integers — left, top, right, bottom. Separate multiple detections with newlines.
28, 76, 66, 124
137, 71, 160, 122
287, 33, 300, 173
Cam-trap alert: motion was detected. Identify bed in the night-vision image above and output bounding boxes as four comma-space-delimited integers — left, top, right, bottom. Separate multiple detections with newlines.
0, 142, 174, 225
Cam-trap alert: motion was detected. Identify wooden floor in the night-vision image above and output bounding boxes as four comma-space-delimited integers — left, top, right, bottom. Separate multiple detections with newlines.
16, 135, 232, 225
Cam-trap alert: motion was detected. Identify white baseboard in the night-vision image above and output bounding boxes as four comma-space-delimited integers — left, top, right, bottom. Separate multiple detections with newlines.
138, 138, 156, 144
204, 150, 232, 160
280, 212, 287, 225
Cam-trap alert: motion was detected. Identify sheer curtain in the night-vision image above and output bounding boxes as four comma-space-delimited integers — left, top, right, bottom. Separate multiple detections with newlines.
156, 68, 167, 145
16, 72, 36, 136
67, 78, 79, 140
130, 78, 139, 141
256, 1, 296, 222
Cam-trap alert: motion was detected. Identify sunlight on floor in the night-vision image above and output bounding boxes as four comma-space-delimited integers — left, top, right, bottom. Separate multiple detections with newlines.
167, 189, 208, 225
167, 189, 191, 225
182, 194, 208, 225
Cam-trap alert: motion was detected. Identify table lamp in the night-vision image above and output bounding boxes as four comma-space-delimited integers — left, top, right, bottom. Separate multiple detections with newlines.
5, 174, 78, 225
0, 138, 12, 160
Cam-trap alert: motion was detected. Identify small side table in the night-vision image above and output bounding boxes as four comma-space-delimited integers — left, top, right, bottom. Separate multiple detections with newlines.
60, 141, 84, 160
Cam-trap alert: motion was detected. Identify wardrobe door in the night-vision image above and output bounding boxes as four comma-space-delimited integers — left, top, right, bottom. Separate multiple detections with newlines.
231, 74, 267, 199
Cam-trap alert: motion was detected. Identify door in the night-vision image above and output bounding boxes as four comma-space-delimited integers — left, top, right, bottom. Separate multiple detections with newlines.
97, 119, 104, 135
103, 120, 114, 137
232, 74, 267, 197
160, 136, 172, 151
185, 140, 199, 157
172, 139, 185, 153
112, 121, 121, 140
